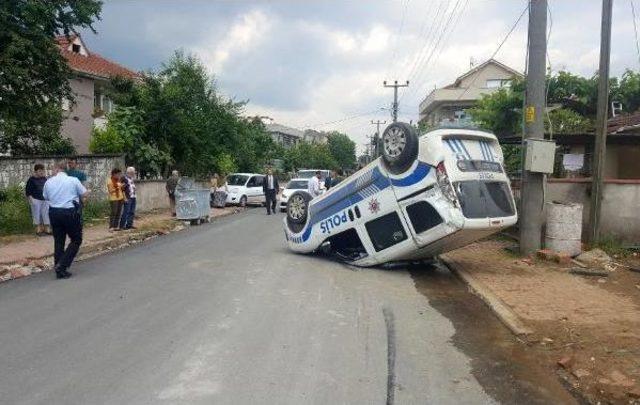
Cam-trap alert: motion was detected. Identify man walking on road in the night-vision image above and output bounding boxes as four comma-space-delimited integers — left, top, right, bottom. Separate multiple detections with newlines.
263, 168, 279, 215
307, 170, 322, 198
43, 161, 88, 279
166, 170, 179, 217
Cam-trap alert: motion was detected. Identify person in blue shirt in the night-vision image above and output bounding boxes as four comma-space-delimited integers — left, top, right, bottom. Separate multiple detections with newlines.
66, 157, 87, 184
43, 161, 89, 279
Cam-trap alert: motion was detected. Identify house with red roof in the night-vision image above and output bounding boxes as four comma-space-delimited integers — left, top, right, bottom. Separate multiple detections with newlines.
56, 35, 139, 153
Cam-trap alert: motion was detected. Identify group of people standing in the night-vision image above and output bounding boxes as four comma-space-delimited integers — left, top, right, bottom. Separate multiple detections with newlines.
107, 167, 137, 231
25, 158, 86, 236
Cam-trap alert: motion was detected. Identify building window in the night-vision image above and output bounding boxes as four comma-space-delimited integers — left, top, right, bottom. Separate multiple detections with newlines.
94, 91, 114, 114
72, 44, 81, 53
486, 79, 511, 89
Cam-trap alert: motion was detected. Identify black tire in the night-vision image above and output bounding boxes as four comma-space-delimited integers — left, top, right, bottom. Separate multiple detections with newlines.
286, 191, 311, 234
381, 122, 419, 175
239, 195, 247, 207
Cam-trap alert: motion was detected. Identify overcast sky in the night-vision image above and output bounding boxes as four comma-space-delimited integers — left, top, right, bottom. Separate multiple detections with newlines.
81, 0, 639, 153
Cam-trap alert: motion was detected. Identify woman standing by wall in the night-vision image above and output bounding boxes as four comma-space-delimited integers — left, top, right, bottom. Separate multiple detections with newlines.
25, 163, 51, 236
107, 168, 125, 231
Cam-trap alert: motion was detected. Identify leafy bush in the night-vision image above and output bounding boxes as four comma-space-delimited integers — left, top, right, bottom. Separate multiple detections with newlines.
0, 186, 33, 235
82, 199, 110, 222
90, 125, 128, 154
0, 185, 110, 235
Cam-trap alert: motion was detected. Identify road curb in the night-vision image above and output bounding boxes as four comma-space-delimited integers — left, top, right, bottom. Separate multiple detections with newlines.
440, 254, 533, 337
0, 209, 238, 284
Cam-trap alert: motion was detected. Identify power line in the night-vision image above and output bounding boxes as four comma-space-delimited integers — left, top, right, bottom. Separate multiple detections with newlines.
396, 0, 444, 78
402, 0, 447, 85
302, 108, 384, 129
631, 0, 640, 67
454, 2, 529, 102
402, 0, 458, 93
385, 0, 410, 80
404, 0, 468, 102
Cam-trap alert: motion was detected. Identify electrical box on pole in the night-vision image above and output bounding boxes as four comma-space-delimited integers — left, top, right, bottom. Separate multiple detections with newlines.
523, 139, 556, 174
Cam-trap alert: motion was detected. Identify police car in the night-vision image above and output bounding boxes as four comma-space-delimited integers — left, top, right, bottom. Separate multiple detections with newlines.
282, 122, 518, 267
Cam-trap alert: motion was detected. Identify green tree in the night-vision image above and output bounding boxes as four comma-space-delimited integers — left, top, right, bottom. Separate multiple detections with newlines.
616, 69, 640, 113
468, 78, 525, 136
327, 131, 356, 170
284, 142, 337, 172
0, 0, 102, 154
104, 51, 277, 178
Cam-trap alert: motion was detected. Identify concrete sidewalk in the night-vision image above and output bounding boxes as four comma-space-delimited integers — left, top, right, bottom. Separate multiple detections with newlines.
0, 207, 236, 280
442, 239, 640, 403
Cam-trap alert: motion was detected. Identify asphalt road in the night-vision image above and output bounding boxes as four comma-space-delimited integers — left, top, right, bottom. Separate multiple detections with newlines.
0, 209, 576, 405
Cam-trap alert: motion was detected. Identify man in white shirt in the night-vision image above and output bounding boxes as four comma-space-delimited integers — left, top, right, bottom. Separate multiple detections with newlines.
307, 171, 322, 198
262, 168, 279, 215
43, 161, 88, 279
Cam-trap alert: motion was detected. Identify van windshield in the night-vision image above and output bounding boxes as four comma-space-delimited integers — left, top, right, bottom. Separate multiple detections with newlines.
455, 181, 515, 218
227, 175, 249, 186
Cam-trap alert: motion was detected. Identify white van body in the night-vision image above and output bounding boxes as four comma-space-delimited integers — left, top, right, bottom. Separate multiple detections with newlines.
225, 173, 266, 206
283, 125, 518, 267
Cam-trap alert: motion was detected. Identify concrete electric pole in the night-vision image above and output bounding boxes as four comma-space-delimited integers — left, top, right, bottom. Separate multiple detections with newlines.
371, 120, 386, 157
588, 0, 613, 243
519, 0, 548, 255
383, 80, 409, 122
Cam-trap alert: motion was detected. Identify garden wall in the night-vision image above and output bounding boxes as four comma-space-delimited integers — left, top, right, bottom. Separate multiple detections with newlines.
0, 154, 125, 200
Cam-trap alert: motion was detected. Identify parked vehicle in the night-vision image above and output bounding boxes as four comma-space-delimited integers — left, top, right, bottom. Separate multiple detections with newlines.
296, 169, 331, 189
283, 122, 518, 267
225, 173, 266, 206
279, 178, 310, 212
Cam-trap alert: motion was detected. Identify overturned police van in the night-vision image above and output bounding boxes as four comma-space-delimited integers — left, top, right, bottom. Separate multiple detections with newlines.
283, 122, 518, 267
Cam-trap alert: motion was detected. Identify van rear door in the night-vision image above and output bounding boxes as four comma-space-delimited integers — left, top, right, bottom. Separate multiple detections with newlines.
442, 136, 500, 164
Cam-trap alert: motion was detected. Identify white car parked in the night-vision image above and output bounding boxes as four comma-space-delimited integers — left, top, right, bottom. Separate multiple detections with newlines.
283, 122, 518, 267
279, 178, 310, 212
225, 173, 266, 206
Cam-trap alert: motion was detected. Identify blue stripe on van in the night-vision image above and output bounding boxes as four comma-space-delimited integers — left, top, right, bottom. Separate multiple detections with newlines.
457, 139, 472, 160
291, 161, 432, 242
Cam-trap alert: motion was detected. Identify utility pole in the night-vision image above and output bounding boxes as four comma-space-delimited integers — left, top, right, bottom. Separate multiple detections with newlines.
519, 0, 547, 255
371, 120, 386, 157
589, 0, 613, 243
383, 80, 409, 122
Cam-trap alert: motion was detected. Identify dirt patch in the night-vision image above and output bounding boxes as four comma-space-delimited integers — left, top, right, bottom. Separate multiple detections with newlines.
444, 240, 640, 404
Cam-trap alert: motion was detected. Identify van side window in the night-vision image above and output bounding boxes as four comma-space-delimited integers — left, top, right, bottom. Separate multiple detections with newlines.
365, 212, 407, 252
406, 201, 443, 234
255, 176, 264, 187
247, 177, 257, 187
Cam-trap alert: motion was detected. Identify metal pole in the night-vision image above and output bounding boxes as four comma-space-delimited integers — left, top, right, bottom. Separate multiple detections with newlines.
589, 0, 613, 243
383, 80, 409, 122
519, 0, 547, 255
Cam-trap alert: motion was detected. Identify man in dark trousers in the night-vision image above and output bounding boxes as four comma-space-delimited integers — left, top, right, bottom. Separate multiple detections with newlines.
263, 168, 279, 215
43, 161, 88, 279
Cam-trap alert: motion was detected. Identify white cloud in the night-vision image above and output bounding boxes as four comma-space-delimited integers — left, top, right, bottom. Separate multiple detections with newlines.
193, 9, 271, 74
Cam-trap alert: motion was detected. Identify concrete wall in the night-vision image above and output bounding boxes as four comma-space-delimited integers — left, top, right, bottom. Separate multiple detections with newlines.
61, 77, 95, 154
135, 180, 170, 212
567, 144, 640, 179
546, 179, 640, 244
0, 154, 124, 200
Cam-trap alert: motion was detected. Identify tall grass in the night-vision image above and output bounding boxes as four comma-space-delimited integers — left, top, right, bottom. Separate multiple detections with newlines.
0, 186, 110, 236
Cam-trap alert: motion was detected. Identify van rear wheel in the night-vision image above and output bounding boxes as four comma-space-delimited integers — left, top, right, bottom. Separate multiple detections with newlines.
286, 192, 311, 233
381, 122, 419, 174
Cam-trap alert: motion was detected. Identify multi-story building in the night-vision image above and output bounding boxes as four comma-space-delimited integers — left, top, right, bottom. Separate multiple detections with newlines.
418, 59, 522, 127
56, 35, 138, 153
265, 122, 304, 149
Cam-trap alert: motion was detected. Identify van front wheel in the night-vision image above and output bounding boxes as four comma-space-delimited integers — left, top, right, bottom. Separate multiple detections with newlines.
381, 122, 419, 174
